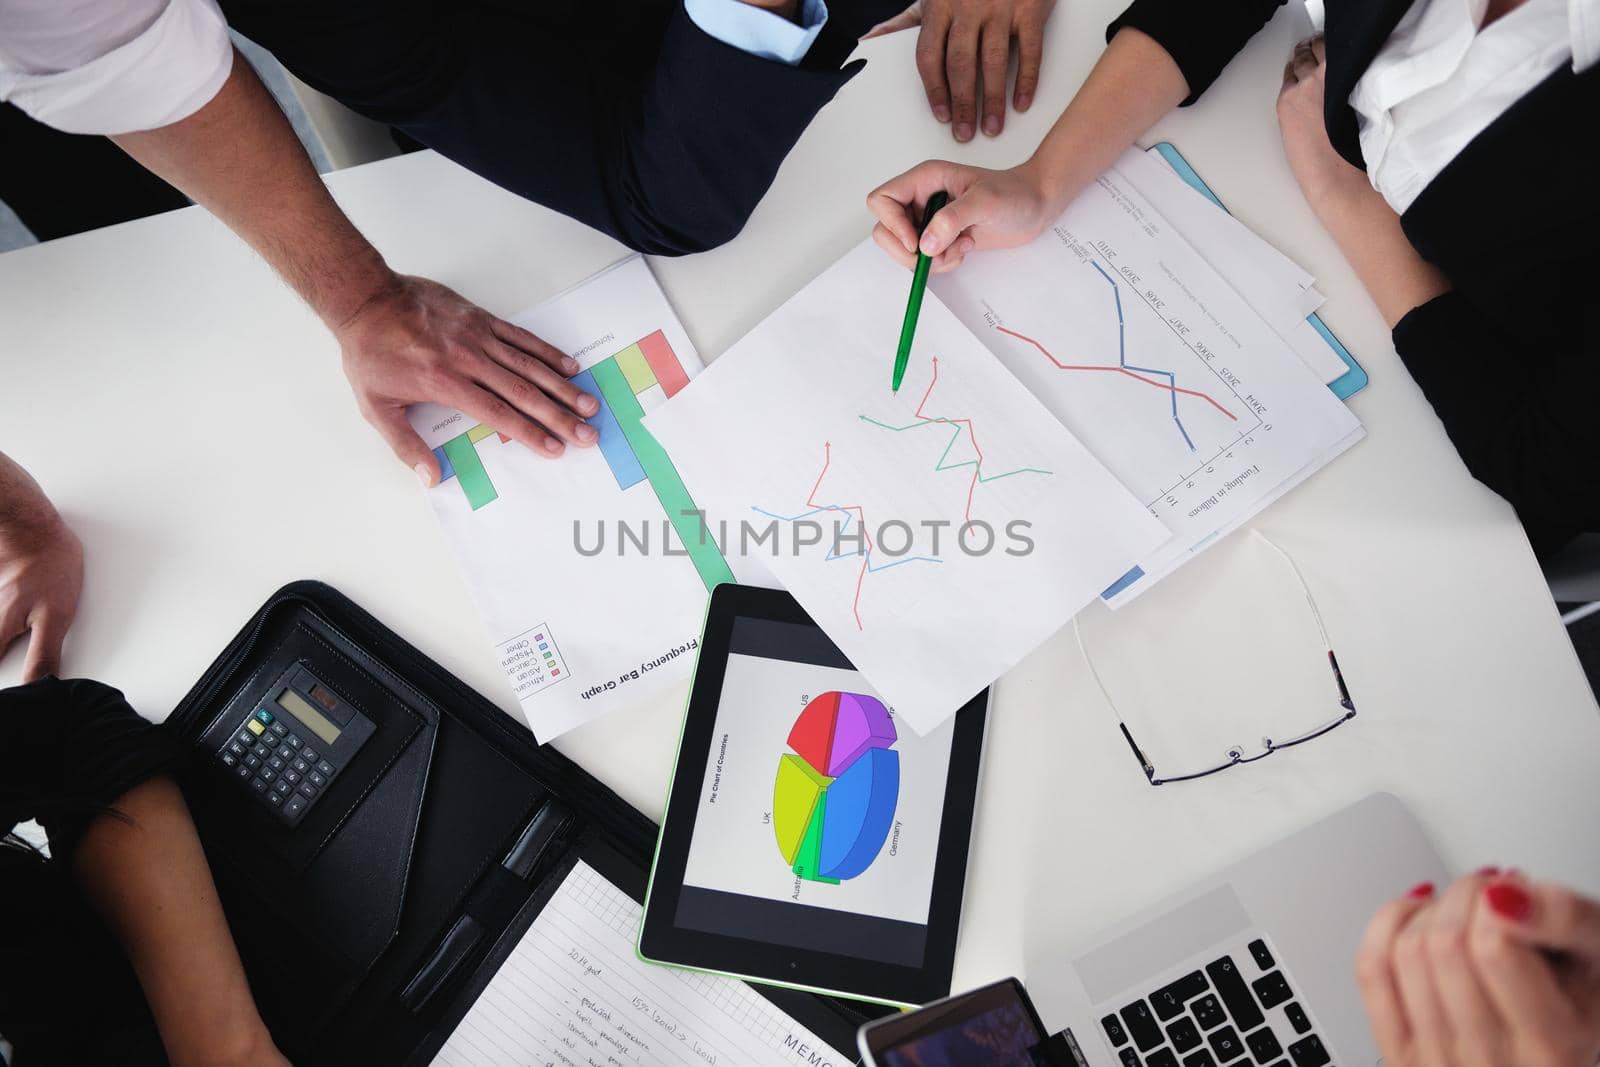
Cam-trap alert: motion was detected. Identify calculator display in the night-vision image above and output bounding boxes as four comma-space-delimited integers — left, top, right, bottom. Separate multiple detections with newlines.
278, 687, 341, 744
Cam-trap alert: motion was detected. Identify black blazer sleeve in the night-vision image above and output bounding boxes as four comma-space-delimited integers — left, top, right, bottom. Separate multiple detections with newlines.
0, 677, 179, 857
1393, 293, 1600, 555
611, 5, 865, 254
1107, 0, 1288, 105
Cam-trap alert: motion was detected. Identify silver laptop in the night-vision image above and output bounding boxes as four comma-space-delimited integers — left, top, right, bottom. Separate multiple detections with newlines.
1025, 792, 1447, 1067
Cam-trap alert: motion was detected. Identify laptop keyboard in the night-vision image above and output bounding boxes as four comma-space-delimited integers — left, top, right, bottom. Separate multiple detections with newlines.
1097, 937, 1331, 1067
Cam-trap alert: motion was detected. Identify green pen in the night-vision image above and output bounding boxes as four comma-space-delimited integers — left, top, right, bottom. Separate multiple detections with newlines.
891, 190, 950, 393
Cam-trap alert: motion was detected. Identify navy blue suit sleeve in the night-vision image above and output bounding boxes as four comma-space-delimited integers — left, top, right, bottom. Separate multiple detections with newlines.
614, 5, 864, 253
1106, 0, 1288, 105
219, 0, 889, 256
1394, 292, 1600, 555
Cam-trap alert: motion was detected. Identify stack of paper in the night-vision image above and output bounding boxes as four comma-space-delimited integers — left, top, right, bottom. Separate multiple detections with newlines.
931, 150, 1365, 607
414, 148, 1364, 741
1127, 146, 1349, 387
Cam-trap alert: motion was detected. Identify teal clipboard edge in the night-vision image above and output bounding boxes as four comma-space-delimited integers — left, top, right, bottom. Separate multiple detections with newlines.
1150, 142, 1368, 400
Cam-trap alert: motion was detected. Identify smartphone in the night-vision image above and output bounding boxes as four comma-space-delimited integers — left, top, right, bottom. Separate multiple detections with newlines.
857, 977, 1070, 1066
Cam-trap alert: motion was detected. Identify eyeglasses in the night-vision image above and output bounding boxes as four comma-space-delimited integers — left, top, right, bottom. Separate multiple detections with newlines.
1074, 531, 1356, 786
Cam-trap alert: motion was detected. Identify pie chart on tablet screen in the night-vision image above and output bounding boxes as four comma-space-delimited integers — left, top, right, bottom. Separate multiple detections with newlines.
772, 692, 900, 883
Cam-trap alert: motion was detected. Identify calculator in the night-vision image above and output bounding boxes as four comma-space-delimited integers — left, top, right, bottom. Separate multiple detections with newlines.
215, 664, 376, 826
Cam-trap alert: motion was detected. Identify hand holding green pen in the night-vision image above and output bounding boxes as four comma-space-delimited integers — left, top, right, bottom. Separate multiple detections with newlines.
891, 191, 949, 393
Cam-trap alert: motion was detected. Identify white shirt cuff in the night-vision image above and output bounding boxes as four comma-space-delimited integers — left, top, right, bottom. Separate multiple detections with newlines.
0, 0, 233, 135
683, 0, 829, 65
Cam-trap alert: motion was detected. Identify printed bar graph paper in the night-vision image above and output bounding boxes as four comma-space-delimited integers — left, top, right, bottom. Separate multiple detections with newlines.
431, 329, 733, 587
440, 432, 497, 510
588, 342, 734, 592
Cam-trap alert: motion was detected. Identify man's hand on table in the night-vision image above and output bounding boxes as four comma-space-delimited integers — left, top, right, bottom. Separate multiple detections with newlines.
331, 272, 600, 486
108, 53, 600, 487
864, 0, 1056, 141
0, 453, 83, 682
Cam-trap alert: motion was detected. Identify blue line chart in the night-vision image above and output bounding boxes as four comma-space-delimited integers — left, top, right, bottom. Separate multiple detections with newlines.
748, 506, 943, 575
1091, 259, 1196, 451
751, 442, 942, 628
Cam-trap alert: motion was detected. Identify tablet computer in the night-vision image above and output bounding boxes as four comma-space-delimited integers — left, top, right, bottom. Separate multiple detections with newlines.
639, 584, 988, 1007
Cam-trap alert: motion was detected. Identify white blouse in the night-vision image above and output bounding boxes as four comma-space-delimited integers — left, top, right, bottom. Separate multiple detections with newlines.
1348, 0, 1600, 213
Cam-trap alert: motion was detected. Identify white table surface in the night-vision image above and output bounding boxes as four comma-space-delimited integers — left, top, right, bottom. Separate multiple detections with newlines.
3, 0, 1597, 1000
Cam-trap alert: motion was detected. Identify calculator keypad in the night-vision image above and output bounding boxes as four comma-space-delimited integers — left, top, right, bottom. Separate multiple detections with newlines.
217, 707, 341, 826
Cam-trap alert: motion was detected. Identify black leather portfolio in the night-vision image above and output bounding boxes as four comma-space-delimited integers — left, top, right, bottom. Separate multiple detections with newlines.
167, 581, 878, 1064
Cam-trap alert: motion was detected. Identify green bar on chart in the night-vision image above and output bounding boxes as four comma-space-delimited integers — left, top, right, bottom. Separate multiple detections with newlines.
589, 358, 733, 591
441, 433, 498, 510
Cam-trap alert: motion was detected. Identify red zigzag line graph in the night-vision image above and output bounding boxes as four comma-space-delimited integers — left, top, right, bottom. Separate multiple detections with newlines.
992, 324, 1238, 420
910, 356, 986, 522
804, 442, 876, 630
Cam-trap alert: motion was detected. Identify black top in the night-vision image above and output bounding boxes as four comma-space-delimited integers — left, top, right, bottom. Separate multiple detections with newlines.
1110, 0, 1600, 554
1, 678, 178, 1066
1, 677, 178, 852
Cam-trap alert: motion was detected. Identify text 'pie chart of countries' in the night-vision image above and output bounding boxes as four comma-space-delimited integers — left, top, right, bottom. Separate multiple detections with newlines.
772, 691, 900, 883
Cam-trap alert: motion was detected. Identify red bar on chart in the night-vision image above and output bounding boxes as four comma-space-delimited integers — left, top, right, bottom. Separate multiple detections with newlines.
637, 330, 690, 397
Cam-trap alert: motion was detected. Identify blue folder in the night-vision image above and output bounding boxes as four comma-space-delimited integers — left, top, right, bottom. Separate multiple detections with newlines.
1152, 142, 1368, 400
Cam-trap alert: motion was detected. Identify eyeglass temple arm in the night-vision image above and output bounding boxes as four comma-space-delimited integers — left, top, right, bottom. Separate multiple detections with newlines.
1118, 722, 1157, 783
1328, 649, 1354, 711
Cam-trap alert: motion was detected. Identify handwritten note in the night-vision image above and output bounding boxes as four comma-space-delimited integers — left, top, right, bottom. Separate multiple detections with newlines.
433, 861, 850, 1067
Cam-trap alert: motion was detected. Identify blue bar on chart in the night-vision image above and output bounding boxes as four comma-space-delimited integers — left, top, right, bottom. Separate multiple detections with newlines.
572, 367, 646, 490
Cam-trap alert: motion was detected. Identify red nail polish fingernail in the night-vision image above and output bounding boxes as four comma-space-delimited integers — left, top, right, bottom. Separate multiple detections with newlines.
1486, 882, 1533, 921
1407, 882, 1435, 899
1477, 866, 1501, 877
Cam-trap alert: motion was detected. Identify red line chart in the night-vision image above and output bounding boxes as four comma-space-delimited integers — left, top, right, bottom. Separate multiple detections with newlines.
992, 324, 1237, 421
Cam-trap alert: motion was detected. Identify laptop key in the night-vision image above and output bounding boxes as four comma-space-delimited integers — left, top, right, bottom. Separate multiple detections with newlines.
1103, 1014, 1130, 1047
1153, 970, 1210, 1020
1168, 1017, 1202, 1053
1147, 1050, 1179, 1067
1287, 1034, 1330, 1067
1121, 1000, 1164, 1052
1192, 994, 1226, 1030
1183, 1052, 1218, 1067
1245, 1026, 1283, 1063
1119, 1049, 1142, 1067
1207, 1025, 1246, 1063
1283, 1002, 1311, 1035
1206, 956, 1266, 1033
1247, 939, 1275, 970
1252, 971, 1292, 1010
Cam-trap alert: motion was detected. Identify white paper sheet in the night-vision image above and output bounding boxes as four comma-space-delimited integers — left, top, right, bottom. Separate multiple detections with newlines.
1101, 427, 1365, 606
931, 160, 1364, 607
409, 257, 725, 741
1126, 146, 1352, 386
433, 860, 846, 1067
646, 241, 1167, 734
1119, 147, 1322, 337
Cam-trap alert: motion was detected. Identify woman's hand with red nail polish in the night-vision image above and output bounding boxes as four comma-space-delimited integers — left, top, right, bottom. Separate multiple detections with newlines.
1356, 872, 1600, 1067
